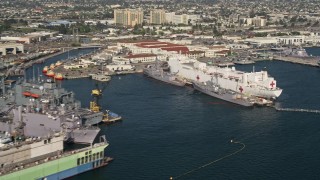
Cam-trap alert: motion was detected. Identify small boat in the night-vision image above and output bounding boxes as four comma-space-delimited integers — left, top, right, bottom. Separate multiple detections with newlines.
54, 73, 63, 80
30, 93, 40, 98
49, 63, 55, 70
91, 74, 111, 82
42, 66, 48, 73
46, 70, 55, 77
22, 91, 32, 96
55, 61, 63, 66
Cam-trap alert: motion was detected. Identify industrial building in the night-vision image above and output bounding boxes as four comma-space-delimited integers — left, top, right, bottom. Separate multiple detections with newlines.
0, 43, 24, 55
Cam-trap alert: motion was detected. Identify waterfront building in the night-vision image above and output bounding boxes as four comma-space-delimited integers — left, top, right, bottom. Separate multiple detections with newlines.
0, 31, 58, 44
117, 40, 189, 55
150, 9, 166, 25
124, 54, 157, 63
243, 37, 279, 46
0, 43, 24, 55
106, 64, 134, 72
114, 9, 144, 27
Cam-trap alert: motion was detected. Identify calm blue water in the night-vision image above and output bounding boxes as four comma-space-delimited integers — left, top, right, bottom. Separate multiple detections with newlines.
27, 48, 320, 179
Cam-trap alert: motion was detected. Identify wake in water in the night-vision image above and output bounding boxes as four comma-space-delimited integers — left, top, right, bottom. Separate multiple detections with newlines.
171, 140, 246, 179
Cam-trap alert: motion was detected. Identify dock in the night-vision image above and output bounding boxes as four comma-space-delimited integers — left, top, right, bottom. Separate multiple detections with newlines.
275, 107, 320, 114
273, 55, 320, 67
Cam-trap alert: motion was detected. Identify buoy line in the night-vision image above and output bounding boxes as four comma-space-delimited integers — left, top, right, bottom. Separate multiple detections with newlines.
170, 140, 246, 180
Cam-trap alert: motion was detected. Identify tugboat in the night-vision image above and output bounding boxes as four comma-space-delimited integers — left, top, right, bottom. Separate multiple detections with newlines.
46, 70, 55, 77
54, 73, 64, 80
42, 66, 48, 73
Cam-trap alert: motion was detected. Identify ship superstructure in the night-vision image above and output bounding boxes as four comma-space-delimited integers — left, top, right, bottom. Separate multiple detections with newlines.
0, 77, 104, 144
143, 60, 185, 86
0, 77, 113, 179
168, 55, 282, 99
0, 107, 111, 180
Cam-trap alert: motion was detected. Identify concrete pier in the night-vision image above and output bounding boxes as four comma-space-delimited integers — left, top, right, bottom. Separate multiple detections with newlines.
273, 55, 320, 67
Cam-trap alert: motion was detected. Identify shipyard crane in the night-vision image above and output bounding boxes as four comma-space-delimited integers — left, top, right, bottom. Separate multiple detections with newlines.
90, 82, 108, 112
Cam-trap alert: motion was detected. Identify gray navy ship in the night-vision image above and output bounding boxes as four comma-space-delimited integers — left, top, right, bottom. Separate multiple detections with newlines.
1, 77, 104, 126
0, 77, 106, 143
193, 81, 260, 107
0, 86, 112, 180
143, 61, 185, 86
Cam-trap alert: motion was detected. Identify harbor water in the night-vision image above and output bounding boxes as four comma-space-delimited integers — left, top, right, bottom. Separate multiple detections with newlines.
27, 48, 320, 179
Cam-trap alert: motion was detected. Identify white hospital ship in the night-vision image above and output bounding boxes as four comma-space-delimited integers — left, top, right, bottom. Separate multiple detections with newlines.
168, 55, 282, 99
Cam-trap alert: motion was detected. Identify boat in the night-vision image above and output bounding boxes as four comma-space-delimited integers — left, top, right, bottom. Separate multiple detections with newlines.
234, 59, 255, 65
168, 55, 282, 99
46, 70, 55, 77
22, 91, 32, 97
30, 93, 40, 98
0, 106, 112, 179
42, 66, 48, 73
55, 60, 63, 66
0, 133, 11, 144
91, 64, 111, 82
282, 47, 309, 57
143, 61, 185, 87
193, 81, 254, 107
54, 73, 64, 80
91, 74, 111, 82
49, 63, 56, 70
0, 78, 105, 127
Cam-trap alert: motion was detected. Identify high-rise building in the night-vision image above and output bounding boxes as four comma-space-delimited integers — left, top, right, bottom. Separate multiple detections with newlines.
150, 9, 166, 25
114, 9, 144, 27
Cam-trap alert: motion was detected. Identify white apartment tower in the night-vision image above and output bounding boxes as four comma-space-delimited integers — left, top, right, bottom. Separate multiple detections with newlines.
114, 9, 144, 27
150, 9, 166, 24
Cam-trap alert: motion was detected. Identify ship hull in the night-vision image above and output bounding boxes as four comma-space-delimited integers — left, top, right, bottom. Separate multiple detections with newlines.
0, 144, 109, 180
36, 158, 109, 180
143, 68, 185, 87
82, 111, 104, 125
193, 82, 254, 107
